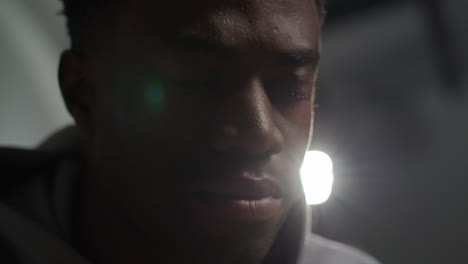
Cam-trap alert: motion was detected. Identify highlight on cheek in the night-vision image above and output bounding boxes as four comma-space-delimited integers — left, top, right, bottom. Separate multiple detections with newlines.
144, 81, 166, 109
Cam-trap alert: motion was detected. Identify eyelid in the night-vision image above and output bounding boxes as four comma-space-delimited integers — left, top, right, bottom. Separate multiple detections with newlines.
278, 50, 320, 68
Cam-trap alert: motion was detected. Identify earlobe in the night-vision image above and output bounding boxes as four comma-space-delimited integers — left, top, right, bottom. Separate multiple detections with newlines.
58, 50, 95, 134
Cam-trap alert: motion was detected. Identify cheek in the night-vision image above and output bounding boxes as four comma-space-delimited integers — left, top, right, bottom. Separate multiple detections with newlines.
279, 100, 313, 145
91, 106, 180, 213
272, 101, 312, 202
91, 85, 213, 185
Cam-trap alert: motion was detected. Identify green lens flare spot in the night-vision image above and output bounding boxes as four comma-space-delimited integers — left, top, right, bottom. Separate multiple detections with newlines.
144, 81, 165, 108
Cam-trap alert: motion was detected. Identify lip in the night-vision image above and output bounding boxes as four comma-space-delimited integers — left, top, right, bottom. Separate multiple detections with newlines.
182, 176, 283, 222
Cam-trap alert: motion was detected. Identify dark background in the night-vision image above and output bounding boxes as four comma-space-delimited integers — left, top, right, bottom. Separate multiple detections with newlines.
312, 0, 468, 263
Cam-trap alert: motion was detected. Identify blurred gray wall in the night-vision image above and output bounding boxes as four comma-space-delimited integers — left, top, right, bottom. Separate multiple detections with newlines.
0, 0, 72, 148
313, 1, 468, 263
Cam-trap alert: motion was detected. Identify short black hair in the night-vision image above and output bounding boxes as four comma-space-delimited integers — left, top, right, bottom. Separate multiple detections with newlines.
61, 0, 326, 53
61, 0, 110, 52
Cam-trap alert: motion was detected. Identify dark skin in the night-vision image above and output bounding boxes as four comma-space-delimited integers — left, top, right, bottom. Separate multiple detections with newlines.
59, 0, 321, 263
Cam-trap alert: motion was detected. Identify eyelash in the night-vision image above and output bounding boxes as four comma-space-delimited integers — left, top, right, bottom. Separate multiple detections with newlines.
289, 91, 311, 100
276, 79, 313, 100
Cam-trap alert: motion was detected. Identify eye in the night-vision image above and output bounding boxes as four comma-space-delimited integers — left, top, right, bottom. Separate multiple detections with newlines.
289, 91, 311, 100
268, 78, 313, 101
264, 65, 316, 102
288, 79, 314, 100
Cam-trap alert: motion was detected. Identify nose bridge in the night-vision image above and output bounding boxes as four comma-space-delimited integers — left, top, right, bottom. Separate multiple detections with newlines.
213, 77, 283, 155
242, 78, 275, 138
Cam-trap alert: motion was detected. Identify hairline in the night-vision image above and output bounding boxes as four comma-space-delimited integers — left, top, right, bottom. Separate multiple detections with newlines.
62, 0, 326, 53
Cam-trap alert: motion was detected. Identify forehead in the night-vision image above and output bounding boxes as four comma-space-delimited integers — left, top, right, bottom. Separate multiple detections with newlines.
114, 0, 320, 53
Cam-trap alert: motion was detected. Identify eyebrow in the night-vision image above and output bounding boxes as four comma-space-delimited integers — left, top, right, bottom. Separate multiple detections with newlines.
160, 33, 320, 67
160, 33, 234, 57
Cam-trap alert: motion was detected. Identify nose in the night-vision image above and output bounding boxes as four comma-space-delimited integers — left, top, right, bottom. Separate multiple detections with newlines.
212, 77, 284, 158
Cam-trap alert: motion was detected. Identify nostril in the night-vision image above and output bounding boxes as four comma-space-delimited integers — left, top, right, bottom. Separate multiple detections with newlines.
252, 123, 284, 153
266, 142, 282, 157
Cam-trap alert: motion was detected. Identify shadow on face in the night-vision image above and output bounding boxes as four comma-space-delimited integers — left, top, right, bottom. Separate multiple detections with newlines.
59, 0, 321, 263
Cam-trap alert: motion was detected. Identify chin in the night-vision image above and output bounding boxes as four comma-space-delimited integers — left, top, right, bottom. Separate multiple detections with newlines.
165, 226, 280, 264
135, 201, 288, 264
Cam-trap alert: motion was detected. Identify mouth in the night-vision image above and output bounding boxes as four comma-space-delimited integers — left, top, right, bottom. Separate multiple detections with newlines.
182, 177, 283, 223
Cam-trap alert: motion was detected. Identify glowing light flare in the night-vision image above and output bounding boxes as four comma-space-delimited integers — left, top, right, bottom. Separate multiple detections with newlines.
300, 150, 334, 205
144, 81, 165, 108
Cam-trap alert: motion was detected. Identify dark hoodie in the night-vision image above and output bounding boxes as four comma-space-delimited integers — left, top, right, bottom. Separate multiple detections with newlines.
0, 126, 380, 264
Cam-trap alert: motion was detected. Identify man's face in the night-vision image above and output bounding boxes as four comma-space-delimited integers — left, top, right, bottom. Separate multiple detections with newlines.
77, 0, 320, 263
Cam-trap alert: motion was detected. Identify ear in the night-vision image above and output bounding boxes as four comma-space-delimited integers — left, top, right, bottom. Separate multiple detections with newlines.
58, 50, 95, 137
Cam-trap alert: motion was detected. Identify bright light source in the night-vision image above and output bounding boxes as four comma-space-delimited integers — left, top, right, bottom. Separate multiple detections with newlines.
300, 150, 334, 205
